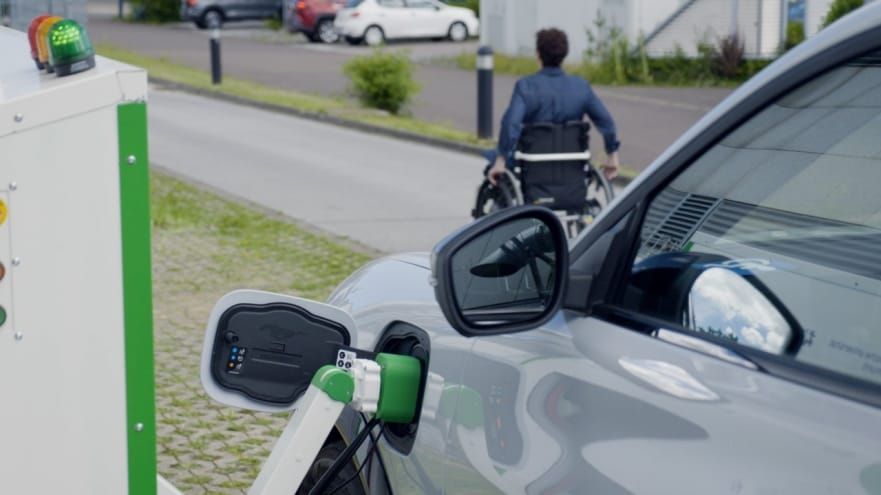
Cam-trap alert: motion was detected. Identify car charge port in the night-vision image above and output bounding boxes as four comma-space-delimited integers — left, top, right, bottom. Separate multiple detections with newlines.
373, 322, 431, 455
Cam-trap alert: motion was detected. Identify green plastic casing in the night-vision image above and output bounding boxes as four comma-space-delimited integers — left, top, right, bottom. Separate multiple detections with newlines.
47, 20, 95, 76
311, 365, 356, 404
375, 353, 421, 424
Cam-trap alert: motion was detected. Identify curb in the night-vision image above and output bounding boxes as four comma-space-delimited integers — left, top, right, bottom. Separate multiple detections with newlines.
149, 76, 634, 188
149, 77, 488, 156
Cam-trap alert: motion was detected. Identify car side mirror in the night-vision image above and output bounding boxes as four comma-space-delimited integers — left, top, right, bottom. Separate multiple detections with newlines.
200, 290, 356, 412
432, 206, 568, 337
685, 265, 800, 354
631, 252, 803, 355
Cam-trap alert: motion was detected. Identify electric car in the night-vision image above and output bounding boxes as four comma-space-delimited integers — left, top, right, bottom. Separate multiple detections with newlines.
204, 5, 881, 494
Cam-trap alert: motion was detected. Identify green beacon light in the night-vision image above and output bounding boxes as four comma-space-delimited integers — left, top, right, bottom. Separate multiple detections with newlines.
47, 20, 95, 77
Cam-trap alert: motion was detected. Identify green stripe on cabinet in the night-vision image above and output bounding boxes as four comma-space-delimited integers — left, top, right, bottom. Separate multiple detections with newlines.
118, 102, 157, 495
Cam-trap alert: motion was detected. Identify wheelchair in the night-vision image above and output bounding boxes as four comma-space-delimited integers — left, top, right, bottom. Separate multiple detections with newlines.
472, 121, 615, 238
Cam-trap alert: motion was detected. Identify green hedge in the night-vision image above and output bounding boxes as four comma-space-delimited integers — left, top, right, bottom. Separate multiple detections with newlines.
822, 0, 864, 28
129, 0, 180, 22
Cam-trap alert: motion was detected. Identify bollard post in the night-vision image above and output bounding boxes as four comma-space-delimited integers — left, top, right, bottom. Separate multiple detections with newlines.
477, 45, 493, 140
210, 27, 222, 85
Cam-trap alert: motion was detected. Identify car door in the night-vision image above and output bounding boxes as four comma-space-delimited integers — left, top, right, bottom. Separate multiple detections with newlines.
441, 28, 881, 494
405, 0, 444, 38
374, 0, 409, 39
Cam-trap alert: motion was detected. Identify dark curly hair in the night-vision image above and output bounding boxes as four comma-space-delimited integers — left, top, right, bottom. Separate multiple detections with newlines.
536, 28, 569, 67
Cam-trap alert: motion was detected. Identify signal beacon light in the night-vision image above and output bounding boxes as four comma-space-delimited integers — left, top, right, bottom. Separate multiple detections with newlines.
48, 20, 96, 77
36, 16, 63, 73
27, 14, 52, 69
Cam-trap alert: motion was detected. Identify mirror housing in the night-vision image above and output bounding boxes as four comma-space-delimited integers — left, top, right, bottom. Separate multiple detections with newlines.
432, 206, 569, 337
200, 290, 356, 412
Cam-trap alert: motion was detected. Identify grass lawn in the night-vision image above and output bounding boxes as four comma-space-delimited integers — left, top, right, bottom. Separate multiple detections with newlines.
97, 44, 495, 150
150, 170, 374, 493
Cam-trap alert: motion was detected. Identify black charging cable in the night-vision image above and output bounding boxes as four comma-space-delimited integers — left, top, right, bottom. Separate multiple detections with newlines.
307, 417, 381, 495
327, 423, 385, 495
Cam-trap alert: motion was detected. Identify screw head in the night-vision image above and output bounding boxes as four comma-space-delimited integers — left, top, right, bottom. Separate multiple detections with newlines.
14, 332, 22, 341
11, 257, 20, 266
134, 423, 144, 432
127, 155, 137, 165
8, 182, 17, 191
13, 114, 23, 123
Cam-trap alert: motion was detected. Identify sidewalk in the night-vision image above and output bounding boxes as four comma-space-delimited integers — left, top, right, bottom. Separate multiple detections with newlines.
88, 14, 733, 171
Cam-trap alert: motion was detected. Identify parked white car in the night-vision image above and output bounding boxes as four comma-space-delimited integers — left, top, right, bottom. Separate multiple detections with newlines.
335, 0, 478, 46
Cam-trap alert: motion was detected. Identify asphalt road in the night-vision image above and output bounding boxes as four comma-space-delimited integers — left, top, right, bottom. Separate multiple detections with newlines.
149, 87, 477, 253
89, 13, 733, 172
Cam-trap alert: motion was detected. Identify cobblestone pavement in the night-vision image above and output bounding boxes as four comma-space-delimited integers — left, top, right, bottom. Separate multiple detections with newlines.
151, 171, 373, 494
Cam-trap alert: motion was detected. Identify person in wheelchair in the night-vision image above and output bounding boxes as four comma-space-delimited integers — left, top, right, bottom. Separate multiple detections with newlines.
484, 28, 621, 222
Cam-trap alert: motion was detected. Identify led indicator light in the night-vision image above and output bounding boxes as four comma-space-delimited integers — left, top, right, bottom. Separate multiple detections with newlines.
27, 14, 52, 69
36, 16, 63, 73
48, 20, 96, 77
0, 307, 6, 328
0, 199, 7, 226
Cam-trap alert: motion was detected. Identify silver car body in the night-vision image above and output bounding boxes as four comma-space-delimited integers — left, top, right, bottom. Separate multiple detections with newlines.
323, 6, 881, 494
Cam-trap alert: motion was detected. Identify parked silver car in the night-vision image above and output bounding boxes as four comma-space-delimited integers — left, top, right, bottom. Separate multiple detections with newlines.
181, 0, 281, 29
220, 4, 881, 493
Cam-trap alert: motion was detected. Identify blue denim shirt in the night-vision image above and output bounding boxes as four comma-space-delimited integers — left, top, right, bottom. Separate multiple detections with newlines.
491, 67, 620, 165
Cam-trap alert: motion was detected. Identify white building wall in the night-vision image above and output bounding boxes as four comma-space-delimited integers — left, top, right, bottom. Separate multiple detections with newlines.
645, 0, 784, 58
804, 0, 834, 36
482, 0, 856, 63
481, 0, 680, 63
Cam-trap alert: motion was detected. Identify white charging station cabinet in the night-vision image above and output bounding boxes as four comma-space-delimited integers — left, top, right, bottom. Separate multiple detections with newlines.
0, 26, 175, 495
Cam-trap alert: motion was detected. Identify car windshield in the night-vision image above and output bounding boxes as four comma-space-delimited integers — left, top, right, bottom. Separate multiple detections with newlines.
345, 0, 364, 7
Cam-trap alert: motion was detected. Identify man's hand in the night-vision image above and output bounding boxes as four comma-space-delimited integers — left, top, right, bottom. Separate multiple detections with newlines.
602, 151, 620, 181
487, 156, 507, 186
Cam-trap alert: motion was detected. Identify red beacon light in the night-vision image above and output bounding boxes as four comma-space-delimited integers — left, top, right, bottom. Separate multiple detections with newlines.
27, 14, 52, 70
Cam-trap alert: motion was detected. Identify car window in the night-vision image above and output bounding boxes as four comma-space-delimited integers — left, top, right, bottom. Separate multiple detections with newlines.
406, 0, 436, 8
378, 0, 405, 7
619, 50, 881, 386
345, 0, 363, 7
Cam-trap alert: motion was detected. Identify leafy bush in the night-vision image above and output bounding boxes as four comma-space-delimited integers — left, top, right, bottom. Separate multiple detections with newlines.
784, 20, 805, 50
129, 0, 180, 22
822, 0, 864, 28
712, 33, 745, 79
344, 50, 421, 114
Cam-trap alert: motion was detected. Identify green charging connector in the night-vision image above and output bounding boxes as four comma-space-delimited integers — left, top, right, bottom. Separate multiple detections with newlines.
374, 353, 422, 424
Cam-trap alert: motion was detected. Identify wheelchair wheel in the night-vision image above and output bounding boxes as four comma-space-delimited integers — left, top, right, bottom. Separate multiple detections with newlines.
583, 165, 615, 220
472, 172, 520, 219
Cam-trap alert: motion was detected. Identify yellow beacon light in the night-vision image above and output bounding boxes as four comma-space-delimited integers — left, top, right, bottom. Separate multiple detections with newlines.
36, 16, 63, 73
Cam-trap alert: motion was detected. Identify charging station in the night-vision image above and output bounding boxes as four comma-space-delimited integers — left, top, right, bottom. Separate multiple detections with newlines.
0, 26, 180, 495
1, 22, 424, 495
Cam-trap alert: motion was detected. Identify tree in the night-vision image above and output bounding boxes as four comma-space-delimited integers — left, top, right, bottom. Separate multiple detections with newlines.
822, 0, 865, 28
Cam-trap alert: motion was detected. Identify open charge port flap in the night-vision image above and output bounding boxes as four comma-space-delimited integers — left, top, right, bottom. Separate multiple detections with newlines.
210, 303, 350, 405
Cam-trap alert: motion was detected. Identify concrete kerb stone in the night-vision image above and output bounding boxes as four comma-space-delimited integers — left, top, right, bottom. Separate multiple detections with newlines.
149, 76, 487, 156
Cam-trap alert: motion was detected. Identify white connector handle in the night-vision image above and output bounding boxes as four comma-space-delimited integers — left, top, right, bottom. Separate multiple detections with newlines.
351, 359, 382, 414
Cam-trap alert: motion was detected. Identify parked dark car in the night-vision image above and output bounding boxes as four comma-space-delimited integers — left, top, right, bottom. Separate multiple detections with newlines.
181, 0, 282, 29
286, 0, 346, 43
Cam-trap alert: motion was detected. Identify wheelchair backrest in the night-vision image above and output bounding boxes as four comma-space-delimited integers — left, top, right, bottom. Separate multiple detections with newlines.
517, 121, 590, 155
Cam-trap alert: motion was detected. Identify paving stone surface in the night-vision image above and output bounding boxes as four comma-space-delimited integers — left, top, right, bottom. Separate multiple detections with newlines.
151, 171, 373, 494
